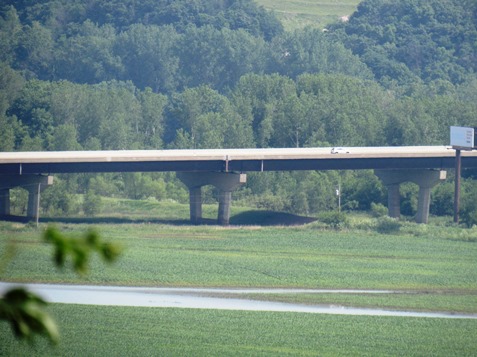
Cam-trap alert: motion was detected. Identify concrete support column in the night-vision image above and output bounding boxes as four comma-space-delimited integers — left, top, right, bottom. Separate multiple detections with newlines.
0, 175, 53, 221
416, 186, 432, 224
0, 189, 10, 216
189, 186, 203, 224
387, 184, 401, 219
218, 191, 232, 226
26, 183, 41, 221
375, 170, 446, 224
25, 176, 53, 221
177, 172, 246, 225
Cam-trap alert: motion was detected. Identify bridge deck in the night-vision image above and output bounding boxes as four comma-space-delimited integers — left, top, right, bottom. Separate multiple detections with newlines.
0, 146, 476, 174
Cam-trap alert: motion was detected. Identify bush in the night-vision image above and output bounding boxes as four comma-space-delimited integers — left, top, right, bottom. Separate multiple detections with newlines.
460, 181, 477, 228
317, 211, 349, 230
10, 188, 28, 215
89, 175, 120, 197
460, 206, 477, 228
376, 216, 401, 234
370, 202, 388, 217
83, 190, 102, 216
400, 183, 418, 216
41, 179, 75, 215
252, 193, 288, 212
430, 182, 454, 216
342, 200, 359, 211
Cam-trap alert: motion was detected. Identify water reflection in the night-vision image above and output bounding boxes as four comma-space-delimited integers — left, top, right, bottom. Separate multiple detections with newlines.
1, 282, 475, 319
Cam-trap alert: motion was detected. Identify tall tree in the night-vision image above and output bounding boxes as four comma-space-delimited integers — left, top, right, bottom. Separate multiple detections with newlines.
54, 21, 122, 84
16, 21, 53, 78
176, 25, 267, 92
166, 85, 253, 149
231, 74, 296, 148
137, 88, 167, 149
270, 27, 373, 80
0, 6, 22, 65
116, 24, 179, 93
296, 74, 389, 146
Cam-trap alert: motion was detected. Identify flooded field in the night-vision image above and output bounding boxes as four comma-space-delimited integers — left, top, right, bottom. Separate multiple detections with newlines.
2, 282, 476, 319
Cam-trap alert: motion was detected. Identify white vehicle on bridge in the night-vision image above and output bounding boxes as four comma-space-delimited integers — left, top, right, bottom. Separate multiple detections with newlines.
330, 147, 349, 154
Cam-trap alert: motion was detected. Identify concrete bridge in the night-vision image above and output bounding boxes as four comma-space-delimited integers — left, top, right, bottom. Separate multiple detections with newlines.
1, 146, 477, 225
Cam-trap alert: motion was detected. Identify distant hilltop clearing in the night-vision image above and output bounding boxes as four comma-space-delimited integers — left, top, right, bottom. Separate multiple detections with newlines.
255, 0, 360, 30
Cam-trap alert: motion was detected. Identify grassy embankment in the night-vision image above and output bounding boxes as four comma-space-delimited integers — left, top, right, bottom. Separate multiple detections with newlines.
256, 0, 361, 30
1, 198, 477, 355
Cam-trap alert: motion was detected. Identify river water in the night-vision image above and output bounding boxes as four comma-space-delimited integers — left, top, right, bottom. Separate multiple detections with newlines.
1, 282, 476, 319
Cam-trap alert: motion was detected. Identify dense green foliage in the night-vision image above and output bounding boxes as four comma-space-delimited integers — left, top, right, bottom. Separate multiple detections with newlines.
1, 0, 477, 218
332, 0, 477, 85
6, 0, 283, 40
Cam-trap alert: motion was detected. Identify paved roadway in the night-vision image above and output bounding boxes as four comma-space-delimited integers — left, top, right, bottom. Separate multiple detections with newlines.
1, 146, 477, 174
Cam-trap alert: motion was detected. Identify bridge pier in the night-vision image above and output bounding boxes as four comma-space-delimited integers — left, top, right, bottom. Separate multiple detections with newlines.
375, 170, 446, 224
0, 175, 53, 221
0, 189, 10, 217
177, 172, 246, 225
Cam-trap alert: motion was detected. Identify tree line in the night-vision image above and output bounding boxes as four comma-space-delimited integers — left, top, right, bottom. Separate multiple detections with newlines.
1, 0, 477, 222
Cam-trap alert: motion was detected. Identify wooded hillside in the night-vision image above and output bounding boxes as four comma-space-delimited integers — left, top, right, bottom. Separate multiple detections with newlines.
1, 0, 476, 221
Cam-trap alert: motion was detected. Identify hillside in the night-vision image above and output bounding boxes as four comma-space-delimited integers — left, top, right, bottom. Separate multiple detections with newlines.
1, 0, 476, 222
255, 0, 361, 30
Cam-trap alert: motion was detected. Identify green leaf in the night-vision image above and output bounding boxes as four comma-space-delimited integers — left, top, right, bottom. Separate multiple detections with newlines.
0, 288, 59, 344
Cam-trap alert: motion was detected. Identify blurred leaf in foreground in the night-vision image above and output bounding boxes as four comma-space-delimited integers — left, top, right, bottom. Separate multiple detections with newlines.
0, 287, 59, 344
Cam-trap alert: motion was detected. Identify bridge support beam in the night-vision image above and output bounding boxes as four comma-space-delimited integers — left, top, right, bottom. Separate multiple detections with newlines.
0, 175, 53, 221
375, 170, 446, 224
0, 189, 10, 217
177, 172, 247, 225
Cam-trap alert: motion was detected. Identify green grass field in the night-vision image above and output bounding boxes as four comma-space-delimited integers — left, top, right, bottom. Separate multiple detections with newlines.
2, 305, 476, 356
255, 0, 362, 30
2, 219, 477, 293
1, 197, 477, 355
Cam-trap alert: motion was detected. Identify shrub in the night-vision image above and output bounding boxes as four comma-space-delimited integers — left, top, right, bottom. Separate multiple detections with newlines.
376, 216, 401, 234
89, 175, 120, 197
41, 179, 75, 215
460, 181, 477, 228
83, 190, 102, 216
317, 211, 349, 230
460, 207, 477, 228
342, 200, 359, 211
370, 202, 388, 217
252, 193, 288, 212
430, 182, 454, 216
400, 183, 418, 216
10, 187, 28, 215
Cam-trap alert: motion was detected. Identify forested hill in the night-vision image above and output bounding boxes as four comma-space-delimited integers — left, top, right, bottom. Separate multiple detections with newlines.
4, 0, 283, 40
332, 0, 477, 84
1, 0, 477, 218
1, 0, 476, 152
1, 0, 476, 93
